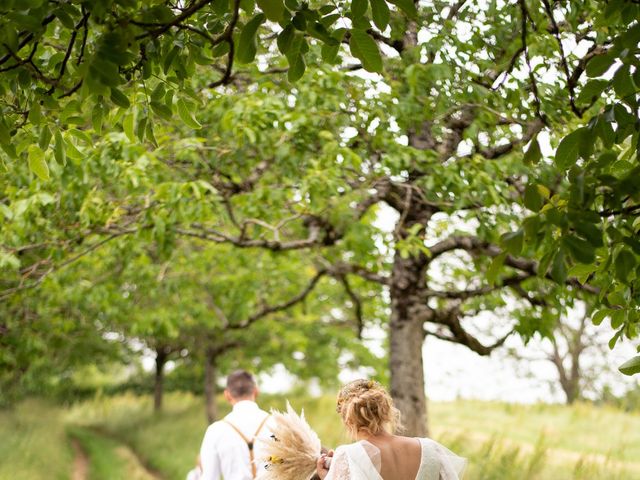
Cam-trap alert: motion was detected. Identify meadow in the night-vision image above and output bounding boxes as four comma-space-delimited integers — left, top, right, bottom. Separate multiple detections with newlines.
2, 393, 639, 480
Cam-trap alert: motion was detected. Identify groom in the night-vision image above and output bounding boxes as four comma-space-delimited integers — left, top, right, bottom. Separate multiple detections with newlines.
199, 370, 271, 480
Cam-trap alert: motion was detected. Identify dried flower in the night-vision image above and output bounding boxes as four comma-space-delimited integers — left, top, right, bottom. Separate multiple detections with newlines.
256, 403, 322, 480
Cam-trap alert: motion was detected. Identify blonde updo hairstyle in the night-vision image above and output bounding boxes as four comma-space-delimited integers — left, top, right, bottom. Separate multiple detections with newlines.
336, 379, 402, 438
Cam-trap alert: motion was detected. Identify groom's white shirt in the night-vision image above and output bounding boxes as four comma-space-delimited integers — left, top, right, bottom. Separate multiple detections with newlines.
199, 400, 271, 480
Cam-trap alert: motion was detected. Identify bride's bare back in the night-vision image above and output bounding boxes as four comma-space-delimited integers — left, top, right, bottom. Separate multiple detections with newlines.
365, 434, 422, 480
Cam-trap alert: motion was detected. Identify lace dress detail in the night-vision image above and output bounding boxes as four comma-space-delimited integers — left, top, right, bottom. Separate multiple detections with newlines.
324, 446, 351, 480
324, 438, 466, 480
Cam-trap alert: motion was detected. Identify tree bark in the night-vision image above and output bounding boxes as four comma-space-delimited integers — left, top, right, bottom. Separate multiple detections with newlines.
205, 349, 218, 424
389, 252, 430, 437
154, 347, 168, 412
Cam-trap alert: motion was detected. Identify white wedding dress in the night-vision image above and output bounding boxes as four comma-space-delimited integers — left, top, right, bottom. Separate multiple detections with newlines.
324, 438, 466, 480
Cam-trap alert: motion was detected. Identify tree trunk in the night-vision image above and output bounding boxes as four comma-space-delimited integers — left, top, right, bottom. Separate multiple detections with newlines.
389, 252, 429, 437
205, 349, 218, 424
154, 347, 168, 412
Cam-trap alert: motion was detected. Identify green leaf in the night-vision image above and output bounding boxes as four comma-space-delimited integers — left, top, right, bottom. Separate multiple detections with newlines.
486, 252, 506, 285
321, 43, 340, 64
54, 7, 76, 28
28, 145, 50, 181
150, 101, 173, 120
90, 59, 122, 87
0, 118, 11, 145
177, 99, 202, 129
614, 249, 637, 282
523, 184, 544, 211
612, 65, 636, 99
609, 329, 623, 350
351, 0, 368, 18
164, 46, 180, 74
110, 87, 130, 108
287, 54, 306, 82
568, 263, 597, 284
387, 0, 417, 18
308, 22, 339, 46
349, 29, 383, 73
256, 0, 284, 21
594, 115, 615, 148
577, 79, 609, 104
236, 14, 266, 64
562, 235, 595, 264
501, 229, 524, 255
277, 24, 295, 55
610, 310, 625, 329
574, 221, 603, 247
64, 138, 83, 161
136, 114, 147, 142
555, 128, 585, 169
146, 122, 157, 147
550, 248, 567, 284
28, 102, 42, 124
370, 0, 390, 30
591, 309, 612, 326
619, 356, 640, 376
54, 130, 66, 166
92, 105, 104, 134
523, 137, 542, 164
123, 113, 135, 142
38, 125, 52, 150
586, 54, 614, 77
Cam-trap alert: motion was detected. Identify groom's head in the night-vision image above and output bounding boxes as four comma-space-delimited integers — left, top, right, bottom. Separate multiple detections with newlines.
224, 370, 259, 404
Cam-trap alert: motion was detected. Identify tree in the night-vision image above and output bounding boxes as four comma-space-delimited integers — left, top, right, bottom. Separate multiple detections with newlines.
0, 257, 126, 405
504, 301, 631, 405
2, 1, 634, 435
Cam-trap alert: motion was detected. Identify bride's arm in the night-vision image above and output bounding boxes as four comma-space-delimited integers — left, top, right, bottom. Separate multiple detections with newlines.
317, 448, 350, 480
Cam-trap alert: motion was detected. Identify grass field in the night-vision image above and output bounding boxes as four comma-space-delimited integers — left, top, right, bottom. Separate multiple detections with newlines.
0, 400, 73, 480
2, 393, 639, 480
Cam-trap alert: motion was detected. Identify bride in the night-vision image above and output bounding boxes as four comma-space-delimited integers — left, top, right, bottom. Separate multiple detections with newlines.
315, 379, 466, 480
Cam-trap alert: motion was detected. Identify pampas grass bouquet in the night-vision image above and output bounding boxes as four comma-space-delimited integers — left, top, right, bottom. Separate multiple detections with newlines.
257, 403, 328, 480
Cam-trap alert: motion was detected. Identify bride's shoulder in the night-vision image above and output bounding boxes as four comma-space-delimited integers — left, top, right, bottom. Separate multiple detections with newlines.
334, 442, 362, 454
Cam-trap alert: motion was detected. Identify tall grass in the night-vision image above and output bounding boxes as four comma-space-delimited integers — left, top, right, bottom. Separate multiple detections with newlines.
2, 394, 639, 480
0, 400, 73, 480
67, 393, 640, 480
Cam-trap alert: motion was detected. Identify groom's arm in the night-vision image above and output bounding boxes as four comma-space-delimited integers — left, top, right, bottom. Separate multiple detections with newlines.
199, 426, 222, 480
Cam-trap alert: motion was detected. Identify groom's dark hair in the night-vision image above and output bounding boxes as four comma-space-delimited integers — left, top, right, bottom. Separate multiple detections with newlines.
226, 370, 257, 398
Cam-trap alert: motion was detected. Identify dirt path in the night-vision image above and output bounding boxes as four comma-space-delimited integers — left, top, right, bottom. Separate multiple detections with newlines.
71, 438, 89, 480
114, 444, 161, 480
89, 426, 165, 480
70, 427, 163, 480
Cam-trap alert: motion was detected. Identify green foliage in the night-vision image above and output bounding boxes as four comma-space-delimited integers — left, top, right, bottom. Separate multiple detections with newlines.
0, 0, 404, 183
525, 3, 640, 372
2, 0, 639, 422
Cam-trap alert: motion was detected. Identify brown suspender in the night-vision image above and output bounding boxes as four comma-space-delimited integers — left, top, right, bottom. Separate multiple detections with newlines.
224, 415, 270, 479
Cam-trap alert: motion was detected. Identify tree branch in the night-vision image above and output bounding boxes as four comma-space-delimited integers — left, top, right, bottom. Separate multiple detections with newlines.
230, 269, 327, 329
134, 0, 215, 40
423, 272, 533, 300
338, 274, 364, 338
326, 261, 391, 286
427, 306, 514, 356
427, 234, 600, 294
